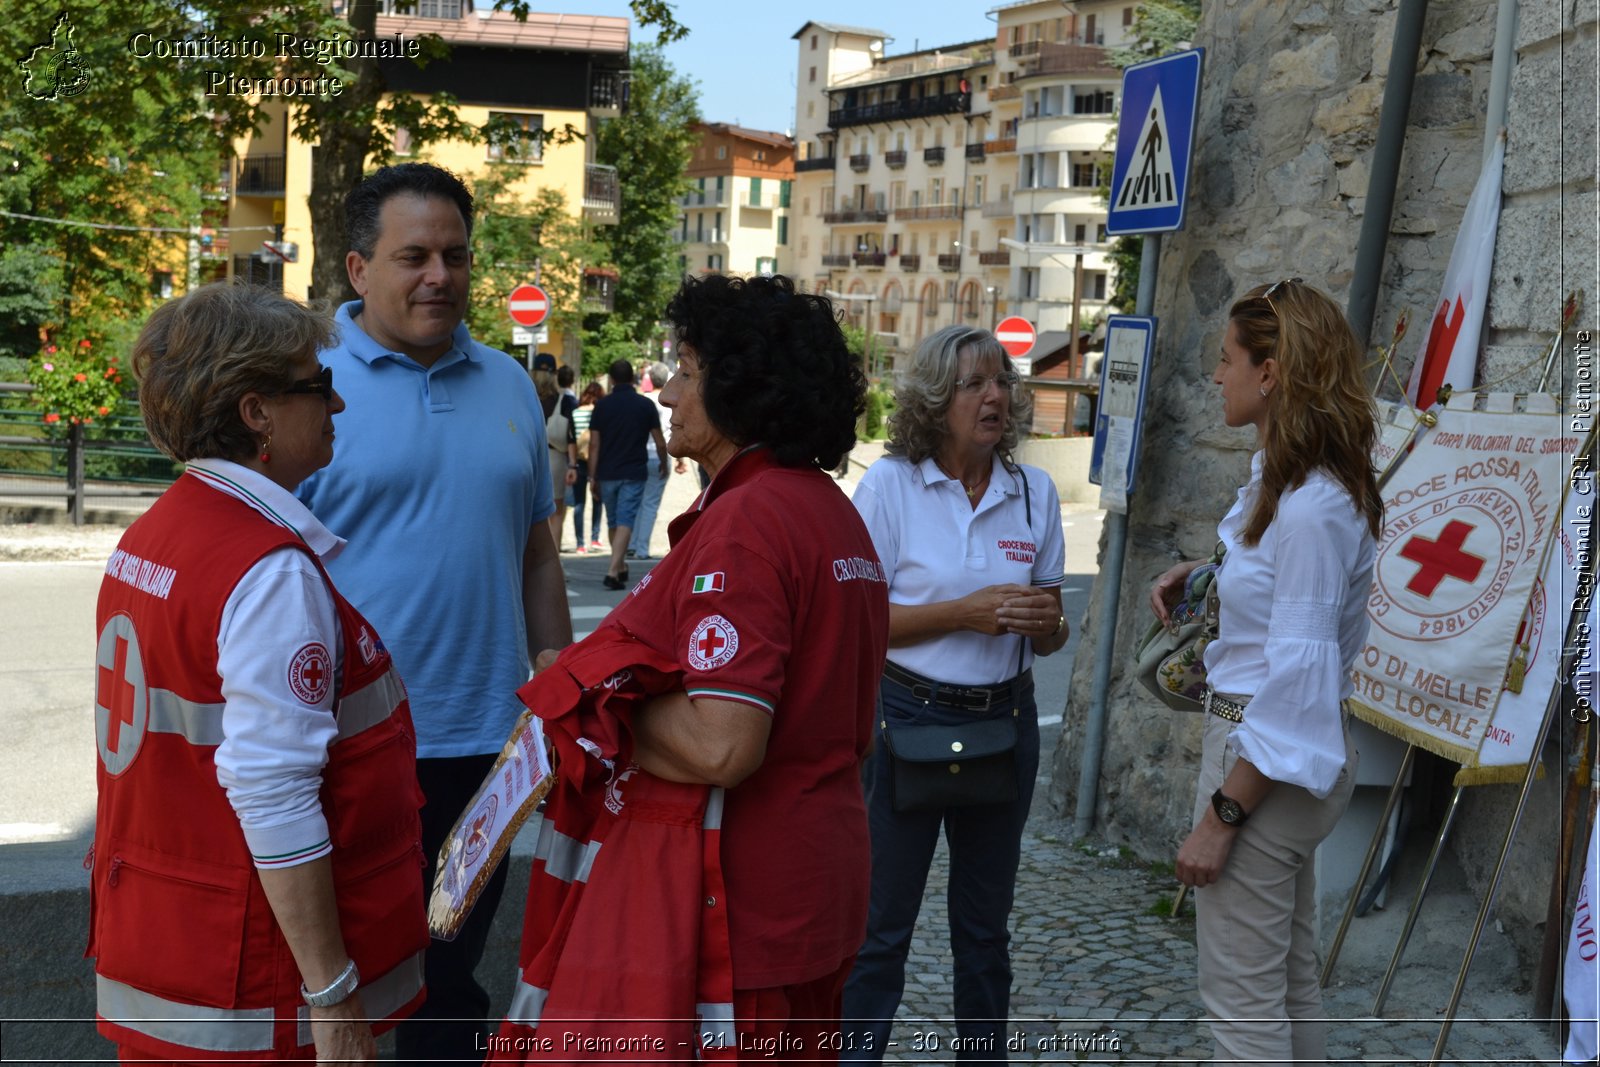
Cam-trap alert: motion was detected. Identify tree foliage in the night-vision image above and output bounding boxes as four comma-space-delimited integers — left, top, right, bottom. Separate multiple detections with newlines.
579, 316, 647, 381
594, 46, 700, 342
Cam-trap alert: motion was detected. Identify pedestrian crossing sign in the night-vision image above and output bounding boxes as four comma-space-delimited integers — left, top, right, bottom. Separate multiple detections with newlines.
1106, 48, 1204, 236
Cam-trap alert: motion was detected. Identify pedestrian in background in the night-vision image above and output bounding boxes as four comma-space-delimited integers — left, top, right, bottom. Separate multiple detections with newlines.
92, 283, 427, 1064
570, 379, 605, 553
629, 359, 677, 560
297, 162, 573, 1065
844, 324, 1069, 1061
587, 359, 666, 588
533, 354, 577, 551
1151, 278, 1380, 1064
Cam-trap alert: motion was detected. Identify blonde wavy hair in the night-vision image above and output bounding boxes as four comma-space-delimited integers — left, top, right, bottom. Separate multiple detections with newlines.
1230, 280, 1383, 545
886, 325, 1033, 465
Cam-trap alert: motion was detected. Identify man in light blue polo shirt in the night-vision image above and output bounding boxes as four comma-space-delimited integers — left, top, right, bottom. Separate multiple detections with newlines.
296, 163, 572, 1066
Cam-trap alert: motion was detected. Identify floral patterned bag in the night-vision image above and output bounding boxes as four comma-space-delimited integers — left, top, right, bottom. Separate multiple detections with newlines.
1134, 545, 1223, 712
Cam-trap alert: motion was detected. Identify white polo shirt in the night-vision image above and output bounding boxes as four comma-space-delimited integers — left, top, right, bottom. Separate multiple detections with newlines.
853, 453, 1066, 685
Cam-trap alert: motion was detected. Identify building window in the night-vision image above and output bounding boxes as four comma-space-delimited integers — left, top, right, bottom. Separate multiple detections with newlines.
707, 253, 724, 271
150, 270, 173, 299
811, 33, 818, 49
778, 217, 789, 245
1071, 162, 1098, 187
716, 145, 727, 159
807, 101, 815, 118
1097, 223, 1108, 243
1075, 223, 1087, 242
800, 235, 809, 256
1086, 271, 1108, 300
486, 112, 543, 163
1123, 6, 1134, 26
779, 180, 791, 208
383, 0, 460, 16
1022, 267, 1041, 299
1073, 90, 1115, 115
809, 66, 817, 83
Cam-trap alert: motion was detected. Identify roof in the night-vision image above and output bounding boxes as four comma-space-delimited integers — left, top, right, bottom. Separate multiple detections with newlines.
831, 41, 994, 88
374, 10, 629, 55
696, 122, 794, 149
791, 21, 888, 41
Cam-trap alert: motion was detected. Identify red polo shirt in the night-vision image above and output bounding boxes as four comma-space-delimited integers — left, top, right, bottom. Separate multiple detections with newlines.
605, 446, 889, 987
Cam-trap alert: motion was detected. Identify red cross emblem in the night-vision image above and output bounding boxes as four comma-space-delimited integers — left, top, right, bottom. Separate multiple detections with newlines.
687, 614, 739, 670
95, 615, 147, 775
288, 642, 332, 704
1398, 519, 1486, 597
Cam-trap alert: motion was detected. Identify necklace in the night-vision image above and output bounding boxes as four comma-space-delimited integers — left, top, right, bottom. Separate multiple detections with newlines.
936, 459, 987, 500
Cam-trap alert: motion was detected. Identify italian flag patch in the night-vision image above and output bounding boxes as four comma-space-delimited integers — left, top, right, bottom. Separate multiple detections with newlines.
692, 572, 725, 594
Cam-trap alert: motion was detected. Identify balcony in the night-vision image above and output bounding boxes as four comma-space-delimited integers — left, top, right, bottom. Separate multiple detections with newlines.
987, 83, 1020, 102
980, 198, 1013, 218
821, 253, 851, 268
923, 146, 945, 165
680, 189, 728, 207
853, 251, 887, 268
582, 267, 618, 312
1008, 40, 1043, 59
829, 91, 969, 130
885, 149, 907, 169
199, 234, 230, 259
1018, 43, 1116, 80
584, 164, 620, 224
796, 156, 836, 172
978, 250, 1011, 266
894, 201, 964, 222
848, 154, 871, 172
937, 254, 961, 272
742, 192, 777, 210
235, 154, 285, 197
965, 143, 985, 162
898, 254, 921, 272
822, 206, 889, 225
204, 166, 232, 199
589, 69, 628, 116
986, 136, 1017, 155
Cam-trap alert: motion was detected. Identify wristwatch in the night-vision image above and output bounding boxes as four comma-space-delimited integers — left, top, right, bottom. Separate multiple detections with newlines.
1211, 789, 1249, 827
300, 959, 360, 1008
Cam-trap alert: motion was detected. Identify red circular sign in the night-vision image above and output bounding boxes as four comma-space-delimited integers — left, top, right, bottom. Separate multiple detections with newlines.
507, 283, 549, 327
994, 316, 1036, 358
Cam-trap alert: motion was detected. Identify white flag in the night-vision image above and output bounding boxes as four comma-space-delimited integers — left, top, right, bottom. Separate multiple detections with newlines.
1406, 136, 1505, 408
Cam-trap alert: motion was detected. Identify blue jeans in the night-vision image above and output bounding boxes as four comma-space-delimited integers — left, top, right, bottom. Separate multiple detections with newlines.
842, 671, 1039, 1062
571, 461, 602, 544
598, 478, 644, 532
629, 466, 669, 557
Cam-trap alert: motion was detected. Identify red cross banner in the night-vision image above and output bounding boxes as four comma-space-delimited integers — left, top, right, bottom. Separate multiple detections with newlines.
429, 708, 552, 939
1372, 398, 1430, 482
1348, 393, 1583, 779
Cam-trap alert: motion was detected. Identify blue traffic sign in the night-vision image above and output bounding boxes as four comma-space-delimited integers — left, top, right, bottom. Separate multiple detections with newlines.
1105, 49, 1204, 236
1088, 316, 1157, 512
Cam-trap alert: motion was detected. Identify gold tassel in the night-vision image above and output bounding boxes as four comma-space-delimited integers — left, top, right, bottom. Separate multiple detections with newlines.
1504, 642, 1529, 694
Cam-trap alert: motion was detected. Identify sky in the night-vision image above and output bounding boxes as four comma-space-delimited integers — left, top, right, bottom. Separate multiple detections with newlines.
543, 0, 1003, 135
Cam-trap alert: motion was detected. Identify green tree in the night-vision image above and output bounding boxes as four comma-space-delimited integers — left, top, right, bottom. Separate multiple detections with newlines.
594, 46, 701, 342
1101, 0, 1202, 310
580, 316, 646, 381
465, 167, 608, 355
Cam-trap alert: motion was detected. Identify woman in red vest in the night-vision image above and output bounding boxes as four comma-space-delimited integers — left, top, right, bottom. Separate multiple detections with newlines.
90, 283, 428, 1063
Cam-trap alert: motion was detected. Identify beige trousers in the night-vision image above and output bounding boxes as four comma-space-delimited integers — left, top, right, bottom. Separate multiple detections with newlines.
1191, 711, 1356, 1065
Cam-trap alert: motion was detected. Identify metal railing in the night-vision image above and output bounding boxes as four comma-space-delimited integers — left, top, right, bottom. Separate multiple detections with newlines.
796, 156, 836, 172
829, 91, 969, 130
885, 150, 907, 168
978, 250, 1011, 265
235, 154, 285, 196
821, 253, 851, 267
848, 154, 871, 171
584, 164, 620, 222
894, 201, 965, 221
965, 143, 986, 161
853, 251, 887, 267
937, 254, 961, 271
923, 146, 946, 164
823, 205, 889, 224
898, 254, 921, 271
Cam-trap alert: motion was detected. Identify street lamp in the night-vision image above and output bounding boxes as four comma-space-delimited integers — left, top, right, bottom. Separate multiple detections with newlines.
985, 285, 999, 330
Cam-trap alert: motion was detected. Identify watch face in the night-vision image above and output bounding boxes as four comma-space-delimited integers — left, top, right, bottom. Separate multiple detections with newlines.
1213, 790, 1246, 825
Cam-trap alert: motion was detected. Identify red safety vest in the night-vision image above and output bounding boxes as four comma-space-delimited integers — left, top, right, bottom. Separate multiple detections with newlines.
88, 474, 428, 1059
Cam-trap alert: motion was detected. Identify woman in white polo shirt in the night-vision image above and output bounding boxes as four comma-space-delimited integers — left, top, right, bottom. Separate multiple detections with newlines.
1150, 278, 1381, 1064
844, 324, 1070, 1060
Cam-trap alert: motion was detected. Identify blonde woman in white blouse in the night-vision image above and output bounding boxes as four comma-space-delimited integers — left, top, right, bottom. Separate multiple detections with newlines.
1149, 279, 1383, 1065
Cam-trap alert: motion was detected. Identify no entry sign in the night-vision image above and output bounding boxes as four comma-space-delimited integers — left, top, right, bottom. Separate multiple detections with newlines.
994, 316, 1036, 359
508, 283, 549, 327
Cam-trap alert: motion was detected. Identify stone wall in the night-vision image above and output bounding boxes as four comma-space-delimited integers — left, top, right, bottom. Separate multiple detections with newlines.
1051, 0, 1597, 975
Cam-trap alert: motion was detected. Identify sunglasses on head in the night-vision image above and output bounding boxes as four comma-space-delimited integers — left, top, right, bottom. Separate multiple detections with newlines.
1262, 277, 1304, 318
279, 365, 334, 399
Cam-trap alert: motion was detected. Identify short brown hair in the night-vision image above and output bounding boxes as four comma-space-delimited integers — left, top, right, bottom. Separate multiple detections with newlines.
132, 283, 334, 462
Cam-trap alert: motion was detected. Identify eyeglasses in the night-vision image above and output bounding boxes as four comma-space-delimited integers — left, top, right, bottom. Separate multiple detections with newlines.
1262, 277, 1303, 318
278, 365, 335, 401
954, 371, 1020, 395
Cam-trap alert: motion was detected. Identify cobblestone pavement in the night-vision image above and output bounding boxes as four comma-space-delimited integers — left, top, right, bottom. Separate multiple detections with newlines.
878, 784, 1562, 1065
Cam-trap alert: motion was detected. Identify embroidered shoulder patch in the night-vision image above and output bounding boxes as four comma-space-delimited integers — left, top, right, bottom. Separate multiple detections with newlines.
287, 642, 332, 705
687, 614, 739, 671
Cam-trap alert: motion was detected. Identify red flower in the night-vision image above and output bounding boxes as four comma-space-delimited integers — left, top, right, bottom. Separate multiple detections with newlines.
43, 412, 60, 423
104, 368, 116, 378
46, 345, 57, 354
74, 372, 87, 382
83, 417, 93, 424
97, 406, 110, 415
79, 340, 92, 349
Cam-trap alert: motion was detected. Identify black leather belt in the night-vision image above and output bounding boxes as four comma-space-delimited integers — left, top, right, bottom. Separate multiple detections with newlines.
882, 660, 1030, 712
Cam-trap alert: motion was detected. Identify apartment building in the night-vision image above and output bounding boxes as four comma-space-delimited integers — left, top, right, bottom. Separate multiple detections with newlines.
790, 3, 1130, 425
676, 123, 796, 278
208, 1, 628, 360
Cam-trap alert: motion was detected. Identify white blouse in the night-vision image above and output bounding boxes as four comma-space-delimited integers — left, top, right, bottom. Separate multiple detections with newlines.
1202, 451, 1377, 797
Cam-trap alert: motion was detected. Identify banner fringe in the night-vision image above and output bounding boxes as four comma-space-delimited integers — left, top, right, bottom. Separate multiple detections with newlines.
1452, 761, 1546, 787
1348, 700, 1474, 765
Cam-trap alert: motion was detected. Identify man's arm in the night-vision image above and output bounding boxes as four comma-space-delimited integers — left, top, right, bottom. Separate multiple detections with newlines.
587, 427, 602, 497
523, 521, 573, 659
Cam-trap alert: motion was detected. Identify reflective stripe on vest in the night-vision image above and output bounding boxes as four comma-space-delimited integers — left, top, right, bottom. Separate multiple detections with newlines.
295, 950, 425, 1046
99, 950, 426, 1054
697, 1001, 736, 1050
533, 823, 601, 884
133, 668, 404, 749
334, 667, 406, 741
508, 974, 549, 1025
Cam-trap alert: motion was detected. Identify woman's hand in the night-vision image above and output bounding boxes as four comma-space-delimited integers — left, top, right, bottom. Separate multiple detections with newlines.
1175, 812, 1238, 888
533, 648, 561, 674
309, 994, 376, 1065
995, 587, 1061, 638
564, 467, 577, 485
956, 584, 1034, 636
1150, 559, 1206, 628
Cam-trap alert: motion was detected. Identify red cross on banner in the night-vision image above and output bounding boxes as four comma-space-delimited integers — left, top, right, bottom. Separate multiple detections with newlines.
1398, 519, 1487, 597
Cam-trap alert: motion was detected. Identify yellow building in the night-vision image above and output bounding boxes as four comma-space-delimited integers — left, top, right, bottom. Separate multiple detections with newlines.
207, 3, 628, 363
676, 123, 795, 279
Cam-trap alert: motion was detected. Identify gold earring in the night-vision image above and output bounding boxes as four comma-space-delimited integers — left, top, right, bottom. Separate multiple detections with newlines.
260, 434, 272, 463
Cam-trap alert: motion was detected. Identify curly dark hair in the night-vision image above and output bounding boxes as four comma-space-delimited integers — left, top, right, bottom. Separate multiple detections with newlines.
664, 273, 865, 470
